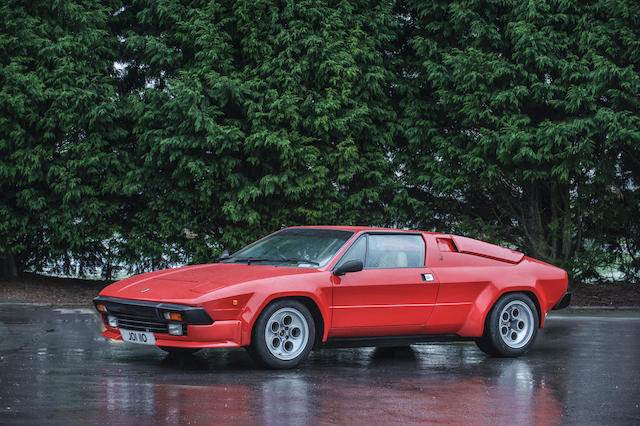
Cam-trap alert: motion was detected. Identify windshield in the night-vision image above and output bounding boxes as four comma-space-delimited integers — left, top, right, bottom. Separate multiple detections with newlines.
221, 228, 354, 268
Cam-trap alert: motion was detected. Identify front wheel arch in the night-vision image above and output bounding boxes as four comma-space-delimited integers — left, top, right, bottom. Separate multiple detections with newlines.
290, 296, 325, 348
247, 295, 326, 347
248, 298, 317, 369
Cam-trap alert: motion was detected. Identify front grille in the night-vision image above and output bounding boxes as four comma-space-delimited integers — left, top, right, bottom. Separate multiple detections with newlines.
107, 302, 158, 320
95, 296, 214, 335
113, 315, 169, 333
101, 299, 184, 335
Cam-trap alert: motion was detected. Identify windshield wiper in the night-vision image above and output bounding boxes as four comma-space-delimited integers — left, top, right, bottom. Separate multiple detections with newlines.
265, 257, 320, 265
225, 257, 319, 265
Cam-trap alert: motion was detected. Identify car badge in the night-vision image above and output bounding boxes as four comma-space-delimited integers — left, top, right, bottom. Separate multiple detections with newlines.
140, 288, 150, 293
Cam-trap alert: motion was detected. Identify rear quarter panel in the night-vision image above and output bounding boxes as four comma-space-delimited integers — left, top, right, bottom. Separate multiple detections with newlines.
425, 234, 567, 337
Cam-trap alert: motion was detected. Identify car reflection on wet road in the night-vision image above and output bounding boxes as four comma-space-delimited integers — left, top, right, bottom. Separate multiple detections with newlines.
0, 305, 638, 424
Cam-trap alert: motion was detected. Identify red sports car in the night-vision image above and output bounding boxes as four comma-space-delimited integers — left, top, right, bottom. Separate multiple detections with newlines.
94, 226, 570, 368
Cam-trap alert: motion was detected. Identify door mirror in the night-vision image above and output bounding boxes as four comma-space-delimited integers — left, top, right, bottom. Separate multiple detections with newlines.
333, 259, 363, 276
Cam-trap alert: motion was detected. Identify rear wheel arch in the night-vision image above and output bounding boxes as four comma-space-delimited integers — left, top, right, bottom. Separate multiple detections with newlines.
521, 290, 542, 326
476, 291, 540, 357
485, 289, 542, 329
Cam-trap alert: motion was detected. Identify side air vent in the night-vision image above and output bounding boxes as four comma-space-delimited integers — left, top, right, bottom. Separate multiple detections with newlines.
436, 237, 458, 252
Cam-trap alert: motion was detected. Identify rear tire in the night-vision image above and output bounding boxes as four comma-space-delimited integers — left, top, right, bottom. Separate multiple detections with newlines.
475, 293, 538, 357
248, 299, 315, 369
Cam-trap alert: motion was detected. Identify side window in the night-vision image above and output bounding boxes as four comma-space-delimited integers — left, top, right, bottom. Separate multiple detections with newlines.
365, 234, 425, 269
336, 236, 367, 268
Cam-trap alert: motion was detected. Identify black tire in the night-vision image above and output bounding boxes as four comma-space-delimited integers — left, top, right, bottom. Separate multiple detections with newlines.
158, 346, 200, 356
475, 293, 539, 357
248, 299, 315, 369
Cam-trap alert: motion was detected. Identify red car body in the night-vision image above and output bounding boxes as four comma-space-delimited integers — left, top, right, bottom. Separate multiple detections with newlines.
94, 226, 569, 362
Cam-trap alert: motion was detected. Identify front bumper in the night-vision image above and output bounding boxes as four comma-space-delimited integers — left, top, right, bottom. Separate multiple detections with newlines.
553, 292, 572, 310
101, 320, 243, 348
94, 296, 243, 348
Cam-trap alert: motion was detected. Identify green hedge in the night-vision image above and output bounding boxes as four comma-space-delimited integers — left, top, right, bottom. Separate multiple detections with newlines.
1, 0, 638, 281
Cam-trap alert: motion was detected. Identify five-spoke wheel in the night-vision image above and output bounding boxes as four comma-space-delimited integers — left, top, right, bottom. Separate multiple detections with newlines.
249, 300, 315, 369
498, 300, 535, 349
476, 293, 539, 357
265, 307, 310, 361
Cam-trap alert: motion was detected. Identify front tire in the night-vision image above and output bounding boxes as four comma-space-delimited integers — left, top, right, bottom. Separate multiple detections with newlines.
475, 293, 538, 357
248, 300, 315, 369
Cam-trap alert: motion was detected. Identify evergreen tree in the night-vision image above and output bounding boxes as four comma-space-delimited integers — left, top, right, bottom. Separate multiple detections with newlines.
400, 0, 640, 279
112, 0, 398, 270
0, 0, 123, 277
1, 0, 638, 282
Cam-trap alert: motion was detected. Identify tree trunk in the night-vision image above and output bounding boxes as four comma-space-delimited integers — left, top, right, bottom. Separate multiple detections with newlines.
1, 252, 19, 279
523, 181, 575, 268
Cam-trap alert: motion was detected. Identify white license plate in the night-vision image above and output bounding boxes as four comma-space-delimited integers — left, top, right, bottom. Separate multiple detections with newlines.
120, 329, 156, 345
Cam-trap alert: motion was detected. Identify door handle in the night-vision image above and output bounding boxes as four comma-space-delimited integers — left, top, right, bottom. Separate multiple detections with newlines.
421, 273, 435, 282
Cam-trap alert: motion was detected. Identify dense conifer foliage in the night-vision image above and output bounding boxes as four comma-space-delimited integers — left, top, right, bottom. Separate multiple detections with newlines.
397, 0, 640, 280
1, 0, 638, 281
0, 0, 124, 277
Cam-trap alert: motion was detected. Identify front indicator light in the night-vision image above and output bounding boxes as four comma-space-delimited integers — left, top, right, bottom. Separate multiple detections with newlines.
164, 312, 183, 321
107, 315, 118, 328
168, 324, 183, 336
96, 304, 106, 312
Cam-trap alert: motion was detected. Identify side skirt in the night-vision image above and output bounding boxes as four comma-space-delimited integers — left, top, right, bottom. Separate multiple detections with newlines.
321, 334, 473, 349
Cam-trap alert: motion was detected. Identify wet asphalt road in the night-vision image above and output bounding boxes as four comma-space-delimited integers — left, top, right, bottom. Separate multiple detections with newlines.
0, 305, 639, 425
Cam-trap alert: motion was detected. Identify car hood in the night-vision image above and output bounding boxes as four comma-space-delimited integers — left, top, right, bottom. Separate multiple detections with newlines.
99, 263, 319, 302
